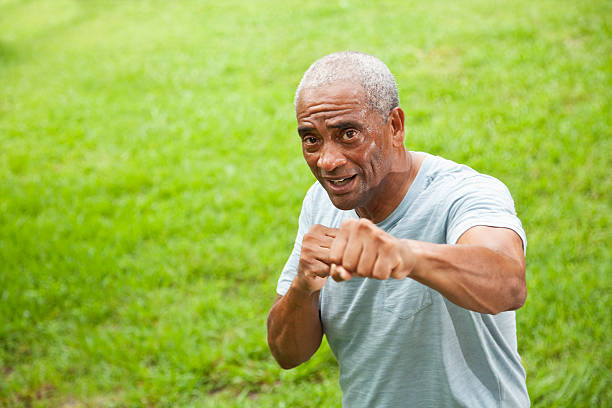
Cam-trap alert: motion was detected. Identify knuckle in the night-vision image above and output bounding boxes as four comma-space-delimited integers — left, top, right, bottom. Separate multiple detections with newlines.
309, 224, 325, 236
358, 218, 372, 226
357, 218, 373, 231
298, 254, 311, 265
303, 232, 322, 245
380, 236, 396, 251
300, 241, 313, 252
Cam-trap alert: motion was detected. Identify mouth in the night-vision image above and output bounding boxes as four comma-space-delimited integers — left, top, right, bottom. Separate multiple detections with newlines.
324, 175, 357, 193
329, 176, 355, 186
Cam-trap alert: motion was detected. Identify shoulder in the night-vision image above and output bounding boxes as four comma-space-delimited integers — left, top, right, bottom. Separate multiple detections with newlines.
422, 156, 525, 246
420, 153, 478, 182
420, 154, 513, 199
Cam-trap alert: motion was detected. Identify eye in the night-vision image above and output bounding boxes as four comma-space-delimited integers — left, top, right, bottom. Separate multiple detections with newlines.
302, 135, 319, 145
342, 129, 357, 141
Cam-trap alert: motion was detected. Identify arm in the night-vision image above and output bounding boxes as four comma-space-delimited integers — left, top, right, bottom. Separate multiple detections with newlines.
267, 225, 337, 369
267, 290, 323, 369
329, 219, 526, 315
408, 225, 526, 314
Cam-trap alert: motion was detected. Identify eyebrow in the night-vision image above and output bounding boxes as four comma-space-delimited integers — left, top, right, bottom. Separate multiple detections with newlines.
297, 126, 315, 136
327, 120, 363, 131
297, 120, 363, 136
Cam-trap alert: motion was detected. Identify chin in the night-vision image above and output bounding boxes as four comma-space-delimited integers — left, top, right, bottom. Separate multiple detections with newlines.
327, 194, 358, 211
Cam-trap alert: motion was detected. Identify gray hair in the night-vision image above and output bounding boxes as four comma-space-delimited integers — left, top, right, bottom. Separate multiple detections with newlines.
295, 51, 399, 118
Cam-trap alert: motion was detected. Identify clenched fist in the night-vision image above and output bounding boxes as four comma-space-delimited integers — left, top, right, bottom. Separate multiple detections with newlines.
328, 218, 417, 282
293, 224, 339, 294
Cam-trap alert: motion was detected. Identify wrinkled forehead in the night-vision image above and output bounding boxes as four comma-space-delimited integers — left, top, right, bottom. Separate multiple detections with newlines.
295, 80, 368, 115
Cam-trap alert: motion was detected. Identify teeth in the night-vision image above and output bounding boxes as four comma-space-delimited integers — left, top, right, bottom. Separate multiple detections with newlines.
331, 177, 350, 185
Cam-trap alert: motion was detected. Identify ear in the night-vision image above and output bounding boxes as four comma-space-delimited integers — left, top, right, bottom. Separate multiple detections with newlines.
387, 107, 405, 147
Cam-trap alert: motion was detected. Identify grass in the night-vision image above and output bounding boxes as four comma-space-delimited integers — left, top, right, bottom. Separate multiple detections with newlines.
0, 0, 610, 406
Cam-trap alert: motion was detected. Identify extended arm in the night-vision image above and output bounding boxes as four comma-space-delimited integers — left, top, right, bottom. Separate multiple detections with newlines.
330, 220, 526, 315
408, 226, 526, 314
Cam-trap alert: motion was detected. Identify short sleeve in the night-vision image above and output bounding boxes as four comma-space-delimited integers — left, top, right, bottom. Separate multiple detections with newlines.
446, 175, 527, 252
276, 190, 314, 295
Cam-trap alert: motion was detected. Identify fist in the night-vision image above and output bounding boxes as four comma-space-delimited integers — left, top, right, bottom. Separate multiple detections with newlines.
294, 224, 338, 294
329, 218, 416, 282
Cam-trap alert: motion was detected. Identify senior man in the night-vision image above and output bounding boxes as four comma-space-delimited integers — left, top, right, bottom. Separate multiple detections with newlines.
267, 51, 530, 407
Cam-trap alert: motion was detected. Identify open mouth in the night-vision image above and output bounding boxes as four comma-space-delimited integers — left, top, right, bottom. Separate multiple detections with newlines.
325, 175, 357, 192
329, 176, 355, 186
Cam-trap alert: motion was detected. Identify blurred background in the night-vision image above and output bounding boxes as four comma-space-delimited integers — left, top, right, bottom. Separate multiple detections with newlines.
0, 0, 610, 406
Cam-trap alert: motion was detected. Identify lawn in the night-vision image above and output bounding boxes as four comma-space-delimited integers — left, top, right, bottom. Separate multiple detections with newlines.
0, 0, 610, 406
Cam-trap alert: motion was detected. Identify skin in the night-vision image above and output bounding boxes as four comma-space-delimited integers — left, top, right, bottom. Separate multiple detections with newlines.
267, 80, 527, 369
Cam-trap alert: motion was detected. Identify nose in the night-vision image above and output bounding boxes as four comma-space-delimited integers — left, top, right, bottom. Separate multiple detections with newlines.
317, 143, 347, 172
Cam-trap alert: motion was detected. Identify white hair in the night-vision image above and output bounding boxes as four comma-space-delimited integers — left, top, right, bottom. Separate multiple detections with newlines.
295, 51, 399, 118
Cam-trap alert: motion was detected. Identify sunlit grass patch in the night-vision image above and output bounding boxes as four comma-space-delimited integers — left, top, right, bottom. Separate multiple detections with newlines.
1, 0, 610, 406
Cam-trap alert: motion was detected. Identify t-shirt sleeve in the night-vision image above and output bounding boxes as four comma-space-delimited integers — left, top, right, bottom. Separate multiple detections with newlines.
446, 174, 527, 252
276, 190, 314, 296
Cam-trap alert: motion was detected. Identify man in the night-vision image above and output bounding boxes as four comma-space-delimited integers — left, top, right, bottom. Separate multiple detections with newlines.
267, 51, 530, 407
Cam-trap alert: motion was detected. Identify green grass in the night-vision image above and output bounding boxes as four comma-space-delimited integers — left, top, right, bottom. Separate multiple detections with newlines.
0, 0, 610, 406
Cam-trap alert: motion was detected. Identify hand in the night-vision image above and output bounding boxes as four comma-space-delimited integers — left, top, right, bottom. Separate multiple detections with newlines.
329, 218, 416, 282
293, 224, 339, 294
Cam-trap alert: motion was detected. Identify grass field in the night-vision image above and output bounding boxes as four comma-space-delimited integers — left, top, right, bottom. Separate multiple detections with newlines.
1, 0, 610, 406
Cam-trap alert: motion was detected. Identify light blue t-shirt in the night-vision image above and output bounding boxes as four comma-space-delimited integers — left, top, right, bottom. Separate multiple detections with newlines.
276, 153, 530, 407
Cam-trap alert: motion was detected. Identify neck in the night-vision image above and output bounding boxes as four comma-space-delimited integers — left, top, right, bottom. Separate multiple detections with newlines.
356, 149, 421, 223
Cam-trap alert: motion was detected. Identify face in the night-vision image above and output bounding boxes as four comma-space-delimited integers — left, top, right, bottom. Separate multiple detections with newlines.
295, 81, 395, 212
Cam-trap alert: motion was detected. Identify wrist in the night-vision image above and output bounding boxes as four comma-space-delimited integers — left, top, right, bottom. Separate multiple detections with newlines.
290, 277, 320, 298
286, 280, 321, 313
400, 239, 425, 279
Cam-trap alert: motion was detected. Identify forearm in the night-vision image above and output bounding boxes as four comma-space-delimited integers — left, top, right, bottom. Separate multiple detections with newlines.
408, 240, 526, 314
267, 285, 323, 369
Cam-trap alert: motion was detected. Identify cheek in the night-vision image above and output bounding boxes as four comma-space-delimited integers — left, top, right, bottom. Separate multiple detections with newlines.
303, 151, 319, 169
362, 141, 386, 176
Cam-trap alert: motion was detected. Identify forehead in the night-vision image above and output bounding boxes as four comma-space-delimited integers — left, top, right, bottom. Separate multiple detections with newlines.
295, 81, 368, 122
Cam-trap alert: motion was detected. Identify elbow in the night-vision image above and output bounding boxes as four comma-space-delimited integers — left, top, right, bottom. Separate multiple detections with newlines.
267, 338, 303, 370
276, 357, 301, 370
267, 319, 303, 370
503, 266, 527, 313
485, 271, 527, 315
267, 334, 311, 370
510, 261, 527, 310
490, 285, 525, 315
509, 280, 527, 311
